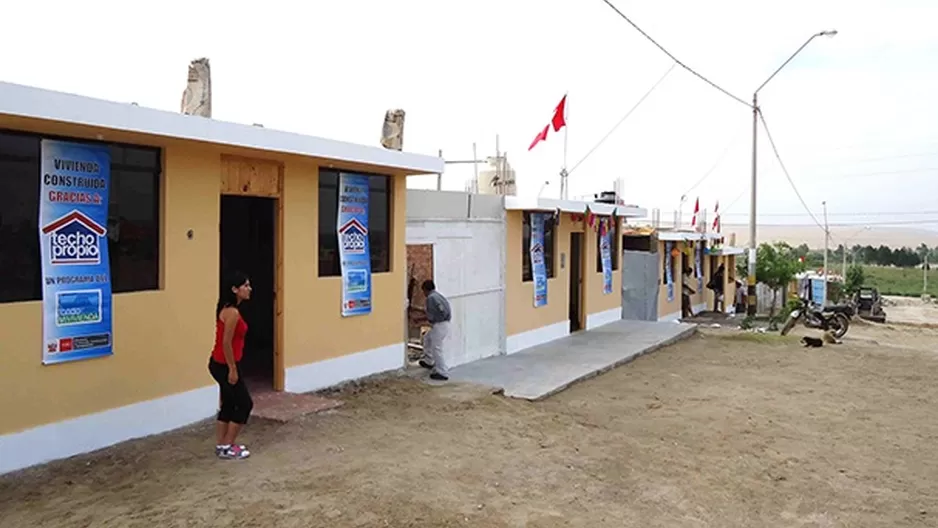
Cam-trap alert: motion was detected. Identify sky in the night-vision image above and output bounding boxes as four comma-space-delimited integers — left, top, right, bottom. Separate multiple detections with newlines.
3, 0, 937, 231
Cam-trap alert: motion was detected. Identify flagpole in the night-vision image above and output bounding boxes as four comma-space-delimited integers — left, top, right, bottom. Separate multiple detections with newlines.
561, 91, 569, 200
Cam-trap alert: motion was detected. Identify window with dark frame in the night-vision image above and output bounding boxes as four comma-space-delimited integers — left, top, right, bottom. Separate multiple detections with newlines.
662, 243, 672, 285
0, 130, 161, 304
595, 218, 620, 272
521, 212, 556, 282
318, 169, 392, 277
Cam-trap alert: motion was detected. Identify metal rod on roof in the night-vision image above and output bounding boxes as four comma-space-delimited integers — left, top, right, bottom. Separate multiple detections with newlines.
472, 142, 479, 194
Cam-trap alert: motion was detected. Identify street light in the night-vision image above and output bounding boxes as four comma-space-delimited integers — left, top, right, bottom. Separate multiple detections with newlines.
746, 29, 838, 316
842, 226, 871, 278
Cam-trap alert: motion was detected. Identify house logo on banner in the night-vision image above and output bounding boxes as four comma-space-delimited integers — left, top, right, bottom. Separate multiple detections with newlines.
338, 218, 368, 255
41, 210, 106, 265
531, 242, 544, 266
39, 139, 114, 365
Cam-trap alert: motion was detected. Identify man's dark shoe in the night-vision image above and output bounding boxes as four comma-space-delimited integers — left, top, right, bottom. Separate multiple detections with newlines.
430, 372, 449, 381
418, 360, 433, 370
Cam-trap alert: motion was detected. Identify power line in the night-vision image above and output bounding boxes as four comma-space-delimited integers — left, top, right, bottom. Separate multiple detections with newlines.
719, 210, 938, 217
568, 63, 676, 176
716, 218, 938, 227
811, 166, 938, 180
598, 0, 750, 108
827, 150, 938, 164
758, 109, 826, 231
681, 129, 744, 198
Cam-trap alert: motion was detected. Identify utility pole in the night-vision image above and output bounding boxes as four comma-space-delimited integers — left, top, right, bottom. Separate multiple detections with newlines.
747, 95, 758, 315
924, 254, 929, 295
436, 149, 443, 191
841, 244, 848, 282
822, 201, 829, 306
746, 29, 838, 317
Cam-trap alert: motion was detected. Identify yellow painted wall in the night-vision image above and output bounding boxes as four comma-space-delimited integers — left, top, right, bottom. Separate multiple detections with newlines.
685, 241, 707, 307
281, 163, 406, 366
0, 115, 408, 436
657, 240, 684, 318
583, 218, 623, 316
725, 255, 738, 311
505, 211, 585, 336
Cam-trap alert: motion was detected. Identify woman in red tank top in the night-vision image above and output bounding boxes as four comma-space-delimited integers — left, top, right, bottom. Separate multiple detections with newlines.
208, 271, 254, 460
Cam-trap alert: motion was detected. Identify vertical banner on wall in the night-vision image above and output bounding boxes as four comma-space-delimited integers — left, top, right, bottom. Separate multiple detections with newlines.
665, 241, 674, 302
39, 140, 113, 365
530, 213, 548, 307
337, 173, 373, 317
811, 278, 825, 307
696, 242, 704, 292
600, 219, 613, 294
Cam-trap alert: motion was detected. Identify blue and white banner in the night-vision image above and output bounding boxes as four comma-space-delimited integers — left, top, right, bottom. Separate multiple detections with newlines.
600, 221, 613, 295
39, 140, 113, 365
665, 241, 674, 302
530, 213, 548, 307
337, 173, 372, 317
696, 242, 704, 292
811, 278, 826, 306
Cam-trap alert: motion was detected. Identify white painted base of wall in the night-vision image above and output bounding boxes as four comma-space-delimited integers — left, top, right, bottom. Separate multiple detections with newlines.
285, 342, 404, 394
585, 307, 622, 330
0, 385, 217, 475
659, 303, 709, 323
506, 321, 569, 355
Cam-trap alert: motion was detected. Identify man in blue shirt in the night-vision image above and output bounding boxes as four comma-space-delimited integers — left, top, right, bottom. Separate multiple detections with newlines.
419, 280, 451, 381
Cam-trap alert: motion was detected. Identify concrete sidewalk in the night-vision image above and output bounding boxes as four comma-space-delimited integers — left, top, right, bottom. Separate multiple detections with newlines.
447, 320, 696, 400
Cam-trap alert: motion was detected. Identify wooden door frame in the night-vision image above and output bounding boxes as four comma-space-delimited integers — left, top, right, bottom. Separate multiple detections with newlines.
220, 155, 285, 391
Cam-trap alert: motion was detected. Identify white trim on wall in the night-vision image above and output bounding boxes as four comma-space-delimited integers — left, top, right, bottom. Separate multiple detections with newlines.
0, 82, 443, 175
585, 307, 622, 330
284, 342, 405, 394
658, 311, 682, 323
0, 385, 217, 475
506, 320, 569, 354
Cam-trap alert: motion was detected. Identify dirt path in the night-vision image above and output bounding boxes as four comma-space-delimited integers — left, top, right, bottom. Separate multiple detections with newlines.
883, 295, 938, 325
2, 327, 937, 527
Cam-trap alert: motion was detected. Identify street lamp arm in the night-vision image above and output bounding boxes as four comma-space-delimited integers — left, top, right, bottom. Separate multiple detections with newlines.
754, 34, 820, 95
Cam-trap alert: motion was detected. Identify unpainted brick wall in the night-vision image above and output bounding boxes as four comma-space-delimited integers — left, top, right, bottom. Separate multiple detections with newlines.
406, 244, 434, 335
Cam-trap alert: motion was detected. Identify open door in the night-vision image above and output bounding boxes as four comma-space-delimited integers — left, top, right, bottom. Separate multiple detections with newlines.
569, 232, 584, 332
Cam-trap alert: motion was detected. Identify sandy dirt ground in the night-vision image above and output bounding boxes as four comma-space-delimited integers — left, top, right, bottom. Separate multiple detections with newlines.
2, 326, 937, 527
882, 295, 938, 325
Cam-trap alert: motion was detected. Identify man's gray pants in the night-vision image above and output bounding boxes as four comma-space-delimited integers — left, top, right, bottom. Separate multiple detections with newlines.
422, 321, 450, 376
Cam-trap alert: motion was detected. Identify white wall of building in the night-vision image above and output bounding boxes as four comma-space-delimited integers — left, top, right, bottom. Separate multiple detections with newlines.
406, 190, 506, 367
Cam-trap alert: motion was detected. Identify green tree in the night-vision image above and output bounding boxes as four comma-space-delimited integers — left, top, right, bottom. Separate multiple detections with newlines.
845, 264, 865, 295
756, 242, 804, 316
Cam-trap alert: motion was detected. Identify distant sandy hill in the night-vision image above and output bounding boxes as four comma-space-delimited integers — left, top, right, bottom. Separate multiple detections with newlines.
720, 224, 938, 249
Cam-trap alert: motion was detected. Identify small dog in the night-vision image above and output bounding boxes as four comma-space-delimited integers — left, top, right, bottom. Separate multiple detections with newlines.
801, 331, 841, 348
801, 336, 824, 348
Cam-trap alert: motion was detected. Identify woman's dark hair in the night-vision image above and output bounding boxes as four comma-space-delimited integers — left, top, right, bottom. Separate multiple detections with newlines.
216, 270, 249, 318
421, 279, 436, 292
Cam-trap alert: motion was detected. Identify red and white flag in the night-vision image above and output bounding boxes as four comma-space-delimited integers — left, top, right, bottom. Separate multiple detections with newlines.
691, 197, 700, 228
527, 94, 568, 151
712, 201, 721, 232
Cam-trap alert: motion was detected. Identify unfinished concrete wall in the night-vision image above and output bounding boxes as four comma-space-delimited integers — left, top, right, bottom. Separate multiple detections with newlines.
406, 190, 506, 367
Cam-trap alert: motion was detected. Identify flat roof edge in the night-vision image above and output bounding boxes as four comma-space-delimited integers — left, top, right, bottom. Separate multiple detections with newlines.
0, 81, 444, 174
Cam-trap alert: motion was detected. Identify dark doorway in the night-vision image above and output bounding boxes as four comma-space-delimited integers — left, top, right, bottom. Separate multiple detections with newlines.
569, 232, 584, 332
220, 195, 276, 388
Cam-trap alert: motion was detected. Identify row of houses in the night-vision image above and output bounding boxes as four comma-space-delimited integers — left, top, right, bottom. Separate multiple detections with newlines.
0, 81, 742, 474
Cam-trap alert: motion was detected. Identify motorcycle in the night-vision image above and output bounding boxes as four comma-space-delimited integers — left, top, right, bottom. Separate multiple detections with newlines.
780, 297, 850, 338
